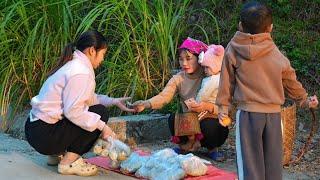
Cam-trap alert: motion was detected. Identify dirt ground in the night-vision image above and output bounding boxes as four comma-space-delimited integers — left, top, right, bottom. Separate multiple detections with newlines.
136, 126, 320, 180
1, 121, 319, 179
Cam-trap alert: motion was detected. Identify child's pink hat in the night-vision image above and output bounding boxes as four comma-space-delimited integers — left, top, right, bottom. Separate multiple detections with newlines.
179, 37, 208, 55
198, 44, 225, 73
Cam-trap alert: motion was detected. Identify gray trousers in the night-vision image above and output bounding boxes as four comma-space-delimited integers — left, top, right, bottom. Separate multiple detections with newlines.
236, 110, 282, 180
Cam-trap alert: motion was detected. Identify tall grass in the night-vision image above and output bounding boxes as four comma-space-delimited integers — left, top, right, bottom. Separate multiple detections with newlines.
0, 0, 82, 129
1, 0, 318, 130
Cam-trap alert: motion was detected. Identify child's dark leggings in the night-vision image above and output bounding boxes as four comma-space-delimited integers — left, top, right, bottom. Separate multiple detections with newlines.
168, 113, 229, 150
235, 110, 282, 180
25, 104, 108, 156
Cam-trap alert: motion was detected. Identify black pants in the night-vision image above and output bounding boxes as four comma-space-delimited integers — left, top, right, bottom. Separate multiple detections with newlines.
168, 113, 229, 150
25, 104, 108, 155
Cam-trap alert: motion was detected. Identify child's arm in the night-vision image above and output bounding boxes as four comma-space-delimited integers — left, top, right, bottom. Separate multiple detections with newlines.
282, 60, 309, 107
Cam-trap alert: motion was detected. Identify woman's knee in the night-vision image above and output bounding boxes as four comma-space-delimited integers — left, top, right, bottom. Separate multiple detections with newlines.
200, 119, 220, 134
200, 119, 229, 147
88, 104, 109, 123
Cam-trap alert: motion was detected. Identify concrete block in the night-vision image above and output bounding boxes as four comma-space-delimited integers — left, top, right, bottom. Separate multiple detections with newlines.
7, 108, 171, 144
108, 114, 171, 144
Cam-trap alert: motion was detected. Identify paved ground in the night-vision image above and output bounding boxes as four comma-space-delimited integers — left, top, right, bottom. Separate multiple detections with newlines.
0, 133, 134, 180
0, 132, 318, 180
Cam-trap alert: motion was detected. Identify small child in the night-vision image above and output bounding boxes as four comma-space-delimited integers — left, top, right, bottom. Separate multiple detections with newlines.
196, 44, 225, 119
182, 44, 227, 155
216, 2, 318, 180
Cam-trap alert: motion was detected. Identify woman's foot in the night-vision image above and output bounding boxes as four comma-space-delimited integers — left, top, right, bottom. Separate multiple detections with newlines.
58, 157, 98, 176
172, 147, 182, 154
189, 140, 201, 152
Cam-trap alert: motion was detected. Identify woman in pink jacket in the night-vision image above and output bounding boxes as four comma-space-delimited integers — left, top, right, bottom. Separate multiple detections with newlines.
25, 30, 135, 176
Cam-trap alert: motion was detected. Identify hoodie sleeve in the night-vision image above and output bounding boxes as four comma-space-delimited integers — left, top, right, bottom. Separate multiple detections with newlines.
216, 50, 237, 114
62, 74, 106, 132
282, 59, 308, 107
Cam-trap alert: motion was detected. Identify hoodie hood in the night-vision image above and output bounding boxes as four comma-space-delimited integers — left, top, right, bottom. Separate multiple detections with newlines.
230, 31, 275, 60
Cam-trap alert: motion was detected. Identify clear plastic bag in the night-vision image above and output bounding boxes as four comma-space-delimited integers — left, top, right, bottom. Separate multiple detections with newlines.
108, 137, 131, 158
135, 163, 151, 178
120, 152, 149, 174
152, 148, 177, 159
92, 137, 131, 168
155, 166, 185, 180
119, 147, 207, 179
135, 149, 184, 180
107, 137, 131, 168
180, 156, 208, 176
92, 138, 111, 157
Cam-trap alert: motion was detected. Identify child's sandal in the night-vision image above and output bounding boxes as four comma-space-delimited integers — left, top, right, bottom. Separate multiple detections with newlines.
58, 157, 98, 176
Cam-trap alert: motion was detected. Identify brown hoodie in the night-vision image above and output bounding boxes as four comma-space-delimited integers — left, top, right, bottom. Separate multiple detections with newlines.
216, 31, 308, 114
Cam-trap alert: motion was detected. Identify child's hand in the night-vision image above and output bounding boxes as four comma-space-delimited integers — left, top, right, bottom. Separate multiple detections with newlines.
189, 101, 213, 113
308, 95, 318, 109
218, 113, 231, 127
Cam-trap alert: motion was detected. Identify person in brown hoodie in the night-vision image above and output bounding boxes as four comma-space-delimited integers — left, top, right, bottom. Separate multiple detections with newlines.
132, 37, 229, 161
216, 2, 318, 180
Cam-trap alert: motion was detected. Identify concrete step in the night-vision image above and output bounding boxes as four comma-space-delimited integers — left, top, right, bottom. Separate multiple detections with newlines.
4, 109, 171, 144
108, 114, 171, 143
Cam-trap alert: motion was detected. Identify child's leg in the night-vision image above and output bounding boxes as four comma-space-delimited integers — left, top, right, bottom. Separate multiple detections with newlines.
263, 113, 282, 180
236, 110, 266, 180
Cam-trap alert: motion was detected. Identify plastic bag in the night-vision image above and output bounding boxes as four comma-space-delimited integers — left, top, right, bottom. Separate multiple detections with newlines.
135, 164, 151, 178
108, 137, 132, 168
180, 156, 208, 176
92, 138, 111, 157
92, 137, 131, 168
135, 149, 184, 180
129, 148, 207, 179
120, 152, 149, 174
155, 167, 185, 180
152, 148, 177, 158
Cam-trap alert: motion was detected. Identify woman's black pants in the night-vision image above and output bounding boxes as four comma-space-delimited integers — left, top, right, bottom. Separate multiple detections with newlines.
25, 104, 108, 155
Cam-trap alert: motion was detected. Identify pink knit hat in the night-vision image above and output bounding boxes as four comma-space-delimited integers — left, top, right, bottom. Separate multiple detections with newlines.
179, 37, 208, 55
198, 44, 225, 74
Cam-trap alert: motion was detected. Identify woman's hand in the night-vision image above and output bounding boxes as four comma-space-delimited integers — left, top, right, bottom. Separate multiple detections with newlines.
113, 97, 136, 112
130, 100, 150, 113
101, 125, 116, 140
189, 101, 214, 113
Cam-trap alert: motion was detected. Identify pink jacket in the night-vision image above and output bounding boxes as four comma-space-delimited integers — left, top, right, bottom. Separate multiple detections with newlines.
30, 50, 114, 132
